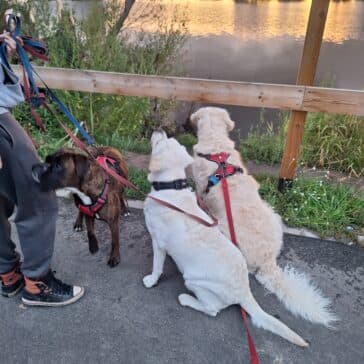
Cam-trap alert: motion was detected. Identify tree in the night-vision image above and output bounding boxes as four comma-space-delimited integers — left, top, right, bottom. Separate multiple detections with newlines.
110, 0, 136, 35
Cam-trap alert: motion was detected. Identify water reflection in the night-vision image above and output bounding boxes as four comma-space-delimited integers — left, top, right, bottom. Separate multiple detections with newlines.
168, 0, 363, 43
51, 1, 364, 44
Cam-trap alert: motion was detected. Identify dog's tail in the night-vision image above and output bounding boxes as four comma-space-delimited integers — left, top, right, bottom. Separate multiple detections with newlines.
240, 291, 308, 347
255, 263, 337, 328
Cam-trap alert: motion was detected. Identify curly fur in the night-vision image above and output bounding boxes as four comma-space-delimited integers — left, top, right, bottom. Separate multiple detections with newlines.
191, 107, 337, 328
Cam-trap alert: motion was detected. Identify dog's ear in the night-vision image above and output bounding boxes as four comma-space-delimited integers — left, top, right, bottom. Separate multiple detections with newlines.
73, 155, 89, 179
151, 129, 167, 149
190, 109, 201, 129
149, 156, 162, 173
222, 110, 235, 132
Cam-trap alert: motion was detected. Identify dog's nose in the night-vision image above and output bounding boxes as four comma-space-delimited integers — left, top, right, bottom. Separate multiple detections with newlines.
31, 163, 49, 183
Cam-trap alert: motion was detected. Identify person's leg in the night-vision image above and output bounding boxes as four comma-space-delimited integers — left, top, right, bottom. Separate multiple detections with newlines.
0, 112, 57, 278
0, 195, 18, 273
0, 196, 24, 297
0, 113, 84, 305
0, 121, 24, 296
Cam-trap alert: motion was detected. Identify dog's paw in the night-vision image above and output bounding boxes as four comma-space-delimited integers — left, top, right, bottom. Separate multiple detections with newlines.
89, 244, 99, 255
178, 294, 191, 307
143, 274, 158, 288
107, 255, 120, 268
73, 223, 83, 232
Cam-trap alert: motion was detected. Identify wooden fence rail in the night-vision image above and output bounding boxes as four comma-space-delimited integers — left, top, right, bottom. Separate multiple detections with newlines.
13, 66, 364, 116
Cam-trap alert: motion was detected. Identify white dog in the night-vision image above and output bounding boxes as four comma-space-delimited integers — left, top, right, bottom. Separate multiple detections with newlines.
143, 130, 308, 347
191, 107, 337, 327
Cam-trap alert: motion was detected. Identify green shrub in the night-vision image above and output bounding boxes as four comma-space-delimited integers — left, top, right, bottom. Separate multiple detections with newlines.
6, 0, 187, 149
176, 133, 197, 151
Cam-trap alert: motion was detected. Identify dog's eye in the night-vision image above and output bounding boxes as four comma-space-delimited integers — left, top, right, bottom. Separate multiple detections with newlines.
54, 162, 62, 171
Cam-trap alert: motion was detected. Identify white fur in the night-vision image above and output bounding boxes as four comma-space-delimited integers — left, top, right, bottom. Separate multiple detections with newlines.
57, 187, 92, 205
143, 130, 308, 347
191, 107, 337, 328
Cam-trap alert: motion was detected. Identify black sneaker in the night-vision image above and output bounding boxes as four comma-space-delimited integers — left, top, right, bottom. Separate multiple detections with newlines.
22, 270, 84, 307
0, 263, 25, 297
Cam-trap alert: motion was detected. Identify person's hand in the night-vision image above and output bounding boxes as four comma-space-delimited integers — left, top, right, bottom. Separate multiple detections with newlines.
0, 32, 17, 55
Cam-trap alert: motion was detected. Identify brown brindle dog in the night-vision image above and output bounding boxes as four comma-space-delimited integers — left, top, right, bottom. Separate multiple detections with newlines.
32, 147, 128, 267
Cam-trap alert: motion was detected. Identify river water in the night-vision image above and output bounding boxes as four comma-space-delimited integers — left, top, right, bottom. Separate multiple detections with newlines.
50, 0, 364, 135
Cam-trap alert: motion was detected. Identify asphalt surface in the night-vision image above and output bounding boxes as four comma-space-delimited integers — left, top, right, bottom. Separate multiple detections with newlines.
2, 198, 364, 364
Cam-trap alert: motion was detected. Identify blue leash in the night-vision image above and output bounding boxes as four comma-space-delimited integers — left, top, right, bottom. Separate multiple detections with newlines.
0, 14, 95, 145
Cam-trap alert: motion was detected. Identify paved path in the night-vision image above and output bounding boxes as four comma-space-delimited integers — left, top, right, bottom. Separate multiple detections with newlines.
2, 199, 363, 364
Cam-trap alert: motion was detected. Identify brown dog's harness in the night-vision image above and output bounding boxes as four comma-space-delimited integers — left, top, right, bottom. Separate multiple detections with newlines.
77, 155, 118, 219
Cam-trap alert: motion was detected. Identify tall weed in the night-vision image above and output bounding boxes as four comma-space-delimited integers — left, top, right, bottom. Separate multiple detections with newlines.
241, 110, 364, 176
302, 113, 364, 177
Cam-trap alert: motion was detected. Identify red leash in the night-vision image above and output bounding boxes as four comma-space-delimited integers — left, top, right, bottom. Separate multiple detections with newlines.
221, 178, 238, 245
221, 176, 259, 364
199, 152, 259, 364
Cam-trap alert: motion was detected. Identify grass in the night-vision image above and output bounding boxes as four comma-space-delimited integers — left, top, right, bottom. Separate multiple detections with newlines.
101, 133, 197, 155
125, 167, 150, 200
101, 135, 151, 154
240, 111, 364, 177
301, 113, 364, 177
257, 175, 364, 241
240, 116, 287, 165
122, 162, 364, 243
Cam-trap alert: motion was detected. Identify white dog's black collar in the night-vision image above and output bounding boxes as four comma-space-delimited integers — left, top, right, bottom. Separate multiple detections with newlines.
152, 179, 189, 191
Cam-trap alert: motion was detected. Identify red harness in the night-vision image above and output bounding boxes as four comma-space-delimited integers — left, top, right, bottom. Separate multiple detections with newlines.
199, 152, 259, 364
78, 156, 117, 219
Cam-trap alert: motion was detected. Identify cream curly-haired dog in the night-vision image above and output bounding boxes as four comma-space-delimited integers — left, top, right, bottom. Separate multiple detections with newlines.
191, 107, 337, 327
143, 130, 308, 346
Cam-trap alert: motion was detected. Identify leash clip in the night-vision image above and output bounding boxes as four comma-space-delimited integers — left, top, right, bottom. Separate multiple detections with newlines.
5, 13, 18, 34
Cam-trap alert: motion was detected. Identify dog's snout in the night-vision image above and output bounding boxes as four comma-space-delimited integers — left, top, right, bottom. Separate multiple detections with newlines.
31, 163, 49, 183
151, 129, 167, 148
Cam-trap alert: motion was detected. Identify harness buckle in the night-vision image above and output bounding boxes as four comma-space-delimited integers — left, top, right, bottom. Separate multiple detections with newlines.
174, 180, 184, 189
208, 175, 220, 186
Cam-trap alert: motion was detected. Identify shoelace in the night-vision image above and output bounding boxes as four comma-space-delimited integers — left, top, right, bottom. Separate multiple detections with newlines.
46, 271, 72, 295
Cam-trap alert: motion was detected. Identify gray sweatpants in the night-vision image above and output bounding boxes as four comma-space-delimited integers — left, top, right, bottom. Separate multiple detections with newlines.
0, 112, 58, 278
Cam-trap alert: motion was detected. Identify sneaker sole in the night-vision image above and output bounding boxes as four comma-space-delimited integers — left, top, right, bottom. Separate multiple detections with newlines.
1, 281, 25, 298
21, 287, 85, 307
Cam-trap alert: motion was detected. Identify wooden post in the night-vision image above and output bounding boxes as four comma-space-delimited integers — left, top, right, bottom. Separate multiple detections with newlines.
278, 0, 330, 192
